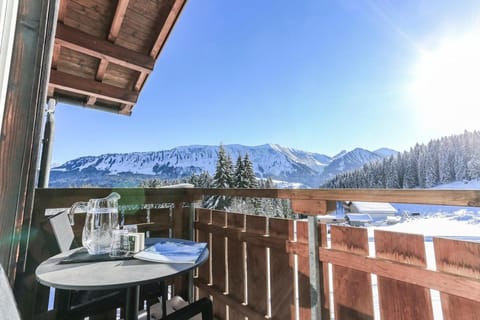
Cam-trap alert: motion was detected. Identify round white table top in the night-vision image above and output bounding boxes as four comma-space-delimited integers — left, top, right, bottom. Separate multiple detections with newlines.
36, 242, 208, 291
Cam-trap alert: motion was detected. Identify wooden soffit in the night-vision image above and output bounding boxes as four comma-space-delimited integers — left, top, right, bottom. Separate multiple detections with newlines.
48, 0, 187, 115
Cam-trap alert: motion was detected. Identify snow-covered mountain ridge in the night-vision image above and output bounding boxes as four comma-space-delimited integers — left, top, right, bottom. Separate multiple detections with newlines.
50, 144, 397, 187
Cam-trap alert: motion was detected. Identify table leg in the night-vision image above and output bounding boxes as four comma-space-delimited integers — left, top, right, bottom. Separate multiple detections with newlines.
125, 285, 140, 320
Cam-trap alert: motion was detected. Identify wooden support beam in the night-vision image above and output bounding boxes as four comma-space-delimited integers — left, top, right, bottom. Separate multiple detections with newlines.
96, 59, 109, 81
49, 69, 138, 105
51, 43, 61, 69
108, 0, 129, 42
291, 199, 336, 215
86, 96, 97, 106
150, 0, 186, 58
134, 71, 147, 91
55, 23, 154, 73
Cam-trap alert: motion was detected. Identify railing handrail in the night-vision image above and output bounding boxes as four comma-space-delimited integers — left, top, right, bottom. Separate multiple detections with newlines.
34, 187, 480, 210
188, 187, 480, 206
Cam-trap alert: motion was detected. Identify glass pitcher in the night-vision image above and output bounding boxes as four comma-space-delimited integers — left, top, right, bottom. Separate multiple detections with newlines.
68, 192, 121, 255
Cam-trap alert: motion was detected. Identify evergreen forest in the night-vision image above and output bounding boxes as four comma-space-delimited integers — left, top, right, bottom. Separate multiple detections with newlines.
322, 130, 480, 189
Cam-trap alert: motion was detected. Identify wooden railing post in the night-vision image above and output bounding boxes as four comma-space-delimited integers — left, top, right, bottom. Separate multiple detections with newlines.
187, 200, 201, 303
307, 215, 321, 320
291, 199, 334, 320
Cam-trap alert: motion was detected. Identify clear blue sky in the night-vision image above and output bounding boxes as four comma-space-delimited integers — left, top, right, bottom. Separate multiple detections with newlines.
52, 0, 480, 164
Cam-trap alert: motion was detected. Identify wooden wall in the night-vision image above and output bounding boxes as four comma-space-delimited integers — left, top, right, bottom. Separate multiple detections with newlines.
0, 0, 57, 283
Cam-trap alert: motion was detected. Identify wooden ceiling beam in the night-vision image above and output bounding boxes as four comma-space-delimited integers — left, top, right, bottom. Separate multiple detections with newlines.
49, 69, 139, 105
150, 0, 186, 58
58, 0, 68, 22
108, 0, 130, 42
134, 72, 147, 91
55, 23, 154, 73
96, 59, 109, 81
51, 43, 61, 69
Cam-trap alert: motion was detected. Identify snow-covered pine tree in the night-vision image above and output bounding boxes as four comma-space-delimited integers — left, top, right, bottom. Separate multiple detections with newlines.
206, 145, 234, 210
243, 154, 258, 188
234, 155, 247, 188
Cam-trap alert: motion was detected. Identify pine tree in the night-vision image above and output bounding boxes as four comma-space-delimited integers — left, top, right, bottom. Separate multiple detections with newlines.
234, 155, 247, 188
207, 145, 234, 210
243, 154, 258, 188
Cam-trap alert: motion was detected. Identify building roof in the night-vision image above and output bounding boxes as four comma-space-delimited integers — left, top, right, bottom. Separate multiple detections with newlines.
349, 201, 398, 214
48, 0, 187, 115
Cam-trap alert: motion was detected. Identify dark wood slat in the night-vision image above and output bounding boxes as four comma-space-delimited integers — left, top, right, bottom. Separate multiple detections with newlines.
245, 215, 268, 317
210, 210, 227, 319
295, 220, 311, 319
434, 237, 480, 320
55, 23, 154, 72
49, 69, 139, 107
108, 0, 130, 42
375, 230, 433, 320
269, 218, 295, 319
195, 209, 211, 286
331, 226, 373, 320
226, 212, 245, 320
150, 0, 186, 58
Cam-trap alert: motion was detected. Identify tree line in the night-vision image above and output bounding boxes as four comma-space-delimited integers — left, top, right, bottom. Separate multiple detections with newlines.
141, 145, 294, 218
322, 130, 480, 189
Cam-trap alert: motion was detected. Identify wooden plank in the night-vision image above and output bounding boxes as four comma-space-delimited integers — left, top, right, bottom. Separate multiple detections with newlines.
55, 23, 154, 73
195, 209, 210, 287
375, 230, 433, 320
150, 0, 186, 58
295, 220, 311, 319
269, 217, 295, 319
226, 212, 245, 320
49, 69, 139, 106
434, 237, 480, 320
190, 188, 480, 207
245, 215, 268, 317
210, 210, 227, 319
331, 225, 373, 320
108, 0, 130, 42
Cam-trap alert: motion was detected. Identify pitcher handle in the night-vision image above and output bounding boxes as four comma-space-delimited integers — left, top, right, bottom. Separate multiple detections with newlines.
68, 201, 88, 226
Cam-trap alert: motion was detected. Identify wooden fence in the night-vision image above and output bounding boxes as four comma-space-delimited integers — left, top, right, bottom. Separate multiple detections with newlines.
194, 208, 480, 320
12, 188, 480, 319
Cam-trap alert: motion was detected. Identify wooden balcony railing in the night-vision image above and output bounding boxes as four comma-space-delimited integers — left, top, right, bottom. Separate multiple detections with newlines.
13, 188, 480, 320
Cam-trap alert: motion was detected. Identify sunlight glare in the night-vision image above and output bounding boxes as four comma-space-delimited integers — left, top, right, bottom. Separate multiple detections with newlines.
409, 32, 480, 133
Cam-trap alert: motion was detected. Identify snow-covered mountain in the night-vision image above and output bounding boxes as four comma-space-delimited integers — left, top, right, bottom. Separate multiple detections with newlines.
50, 144, 393, 188
318, 148, 383, 183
